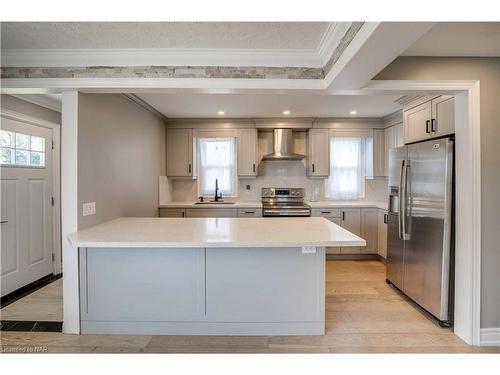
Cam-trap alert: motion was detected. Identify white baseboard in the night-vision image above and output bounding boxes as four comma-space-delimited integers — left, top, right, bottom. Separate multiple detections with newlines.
480, 328, 500, 346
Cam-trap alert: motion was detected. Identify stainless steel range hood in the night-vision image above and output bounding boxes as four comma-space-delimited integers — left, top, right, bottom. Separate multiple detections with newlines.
262, 129, 304, 160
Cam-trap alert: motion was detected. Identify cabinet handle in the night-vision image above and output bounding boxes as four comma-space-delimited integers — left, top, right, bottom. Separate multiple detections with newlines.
252, 163, 255, 173
321, 211, 331, 214
188, 164, 191, 174
312, 163, 315, 173
384, 213, 388, 224
426, 120, 430, 134
431, 118, 437, 132
342, 211, 345, 221
244, 211, 254, 214
182, 211, 185, 218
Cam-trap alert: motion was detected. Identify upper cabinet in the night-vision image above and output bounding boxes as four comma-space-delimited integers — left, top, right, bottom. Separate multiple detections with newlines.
237, 129, 258, 178
382, 123, 404, 177
307, 128, 330, 178
373, 129, 385, 178
166, 129, 195, 178
404, 96, 455, 144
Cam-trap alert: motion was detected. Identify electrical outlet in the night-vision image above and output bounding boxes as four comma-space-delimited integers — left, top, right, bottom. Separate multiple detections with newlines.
301, 246, 316, 254
82, 202, 96, 216
246, 184, 251, 190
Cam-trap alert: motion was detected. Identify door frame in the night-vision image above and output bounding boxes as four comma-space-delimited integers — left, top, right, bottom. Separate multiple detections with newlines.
0, 108, 62, 275
0, 79, 482, 346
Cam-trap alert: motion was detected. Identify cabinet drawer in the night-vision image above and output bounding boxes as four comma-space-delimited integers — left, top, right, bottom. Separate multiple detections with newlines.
185, 208, 238, 218
311, 208, 341, 218
159, 208, 185, 217
237, 208, 262, 217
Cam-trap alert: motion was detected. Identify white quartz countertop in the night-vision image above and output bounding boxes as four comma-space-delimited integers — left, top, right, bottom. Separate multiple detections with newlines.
68, 217, 366, 248
159, 200, 388, 210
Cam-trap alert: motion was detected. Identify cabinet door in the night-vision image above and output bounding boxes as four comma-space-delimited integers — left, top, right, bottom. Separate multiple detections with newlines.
238, 129, 257, 178
340, 208, 361, 254
326, 217, 342, 254
307, 129, 330, 177
167, 129, 193, 177
360, 208, 378, 254
373, 129, 385, 177
377, 209, 388, 258
185, 208, 238, 218
431, 96, 455, 137
159, 208, 185, 217
383, 126, 395, 177
404, 101, 432, 144
395, 123, 404, 147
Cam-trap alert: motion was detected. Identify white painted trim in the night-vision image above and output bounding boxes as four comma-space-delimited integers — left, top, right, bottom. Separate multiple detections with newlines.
365, 80, 482, 346
317, 23, 352, 65
0, 109, 62, 275
1, 48, 324, 68
480, 328, 500, 346
9, 94, 61, 112
61, 91, 79, 334
0, 77, 328, 92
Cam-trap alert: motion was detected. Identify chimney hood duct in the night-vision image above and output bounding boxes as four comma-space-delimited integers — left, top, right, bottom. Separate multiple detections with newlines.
262, 128, 305, 161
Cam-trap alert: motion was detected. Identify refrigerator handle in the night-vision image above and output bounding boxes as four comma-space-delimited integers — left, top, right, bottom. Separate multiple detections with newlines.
398, 160, 405, 239
402, 163, 410, 240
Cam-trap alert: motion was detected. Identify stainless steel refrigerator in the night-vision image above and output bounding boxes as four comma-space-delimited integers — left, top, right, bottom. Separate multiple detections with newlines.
386, 137, 454, 326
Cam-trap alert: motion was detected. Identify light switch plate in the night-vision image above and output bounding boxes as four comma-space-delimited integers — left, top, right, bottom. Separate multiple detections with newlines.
301, 246, 317, 254
82, 202, 96, 216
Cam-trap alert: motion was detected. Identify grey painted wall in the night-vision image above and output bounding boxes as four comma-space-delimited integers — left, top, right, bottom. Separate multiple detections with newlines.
375, 57, 500, 329
78, 93, 166, 229
1, 94, 61, 124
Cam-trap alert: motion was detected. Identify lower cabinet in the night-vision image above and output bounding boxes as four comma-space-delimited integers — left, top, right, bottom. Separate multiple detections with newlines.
313, 206, 379, 255
185, 208, 238, 218
360, 208, 378, 254
159, 208, 186, 217
339, 208, 362, 254
377, 209, 388, 259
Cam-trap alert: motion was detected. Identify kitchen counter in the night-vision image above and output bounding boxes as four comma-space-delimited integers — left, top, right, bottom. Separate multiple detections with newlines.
68, 217, 365, 248
159, 200, 388, 210
69, 217, 364, 336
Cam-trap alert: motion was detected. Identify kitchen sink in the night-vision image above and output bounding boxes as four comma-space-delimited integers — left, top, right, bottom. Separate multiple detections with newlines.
194, 201, 236, 205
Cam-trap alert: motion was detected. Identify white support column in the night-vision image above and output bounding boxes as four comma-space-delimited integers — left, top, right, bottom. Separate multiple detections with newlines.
61, 91, 79, 334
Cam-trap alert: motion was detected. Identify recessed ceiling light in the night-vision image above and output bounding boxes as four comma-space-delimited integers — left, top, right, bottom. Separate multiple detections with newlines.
350, 110, 357, 115
283, 110, 291, 115
217, 110, 225, 115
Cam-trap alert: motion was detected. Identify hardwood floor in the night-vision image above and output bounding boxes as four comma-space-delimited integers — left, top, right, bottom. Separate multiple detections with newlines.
1, 261, 498, 353
1, 279, 63, 322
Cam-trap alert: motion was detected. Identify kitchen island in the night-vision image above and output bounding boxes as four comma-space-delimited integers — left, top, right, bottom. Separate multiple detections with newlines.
68, 217, 365, 336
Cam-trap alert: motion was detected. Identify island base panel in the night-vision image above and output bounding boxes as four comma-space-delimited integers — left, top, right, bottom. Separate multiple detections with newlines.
79, 246, 325, 335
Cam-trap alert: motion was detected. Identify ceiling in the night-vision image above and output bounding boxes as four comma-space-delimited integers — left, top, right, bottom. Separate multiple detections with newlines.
1, 22, 330, 50
137, 93, 402, 118
403, 22, 500, 56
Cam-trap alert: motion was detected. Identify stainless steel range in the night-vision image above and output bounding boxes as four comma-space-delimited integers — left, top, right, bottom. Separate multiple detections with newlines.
261, 188, 311, 217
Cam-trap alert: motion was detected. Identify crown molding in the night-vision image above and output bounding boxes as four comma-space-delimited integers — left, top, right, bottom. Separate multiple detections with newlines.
1, 47, 324, 68
0, 23, 359, 70
122, 94, 168, 121
8, 93, 61, 112
317, 22, 353, 65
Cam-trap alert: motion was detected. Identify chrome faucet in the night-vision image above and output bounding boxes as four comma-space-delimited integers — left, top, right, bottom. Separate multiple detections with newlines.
214, 178, 222, 202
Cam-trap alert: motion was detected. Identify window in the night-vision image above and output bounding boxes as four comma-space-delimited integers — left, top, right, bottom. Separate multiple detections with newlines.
197, 137, 236, 197
0, 130, 45, 167
325, 137, 373, 200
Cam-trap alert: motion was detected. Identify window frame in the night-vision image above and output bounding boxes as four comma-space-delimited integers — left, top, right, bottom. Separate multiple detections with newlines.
324, 133, 374, 200
196, 136, 238, 198
0, 129, 46, 168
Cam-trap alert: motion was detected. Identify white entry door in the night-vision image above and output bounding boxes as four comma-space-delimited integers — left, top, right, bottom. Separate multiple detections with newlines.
1, 116, 54, 297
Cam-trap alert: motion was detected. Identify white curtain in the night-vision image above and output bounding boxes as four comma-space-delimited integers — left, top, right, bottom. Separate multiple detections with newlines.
325, 137, 367, 200
197, 137, 236, 196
